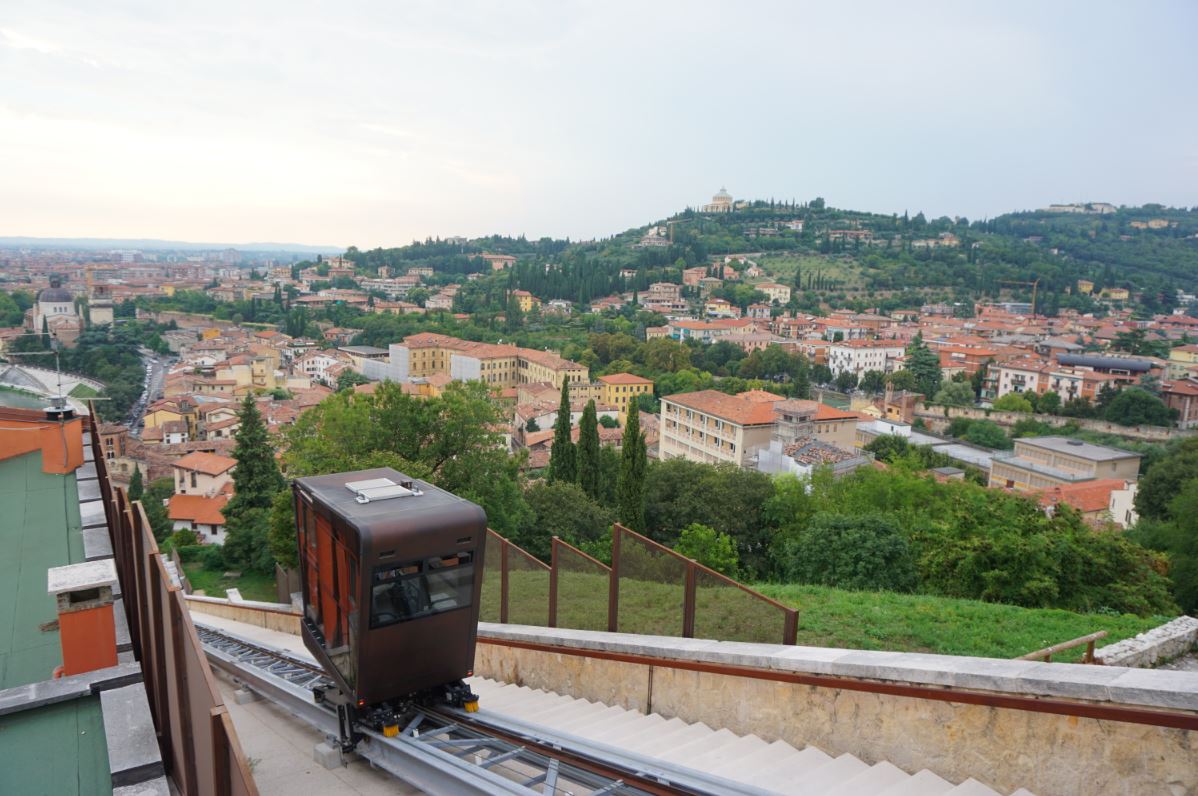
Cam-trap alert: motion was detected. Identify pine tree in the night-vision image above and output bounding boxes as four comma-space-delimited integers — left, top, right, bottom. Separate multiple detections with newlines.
223, 396, 286, 571
128, 464, 144, 503
904, 333, 943, 398
548, 380, 576, 483
616, 402, 646, 531
576, 400, 600, 500
795, 357, 812, 400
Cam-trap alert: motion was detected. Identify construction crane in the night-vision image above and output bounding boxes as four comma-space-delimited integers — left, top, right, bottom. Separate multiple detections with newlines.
999, 278, 1040, 316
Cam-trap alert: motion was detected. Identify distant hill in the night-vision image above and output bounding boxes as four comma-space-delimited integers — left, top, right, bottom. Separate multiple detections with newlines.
0, 236, 342, 255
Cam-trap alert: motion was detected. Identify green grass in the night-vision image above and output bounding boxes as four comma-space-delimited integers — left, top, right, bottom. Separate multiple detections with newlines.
68, 383, 99, 399
181, 562, 279, 603
755, 583, 1165, 663
481, 570, 1167, 662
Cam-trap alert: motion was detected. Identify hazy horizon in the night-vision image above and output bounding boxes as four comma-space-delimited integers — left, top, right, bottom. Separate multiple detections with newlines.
2, 1, 1195, 250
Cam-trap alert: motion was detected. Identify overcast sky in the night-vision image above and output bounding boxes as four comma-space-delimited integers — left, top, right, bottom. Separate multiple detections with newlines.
1, 1, 1195, 249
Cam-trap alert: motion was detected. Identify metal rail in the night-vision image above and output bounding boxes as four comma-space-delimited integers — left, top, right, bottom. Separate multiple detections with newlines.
195, 623, 765, 796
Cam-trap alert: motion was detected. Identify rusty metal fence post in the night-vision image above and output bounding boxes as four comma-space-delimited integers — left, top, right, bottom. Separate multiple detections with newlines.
548, 537, 559, 628
682, 561, 697, 639
608, 524, 623, 632
499, 538, 510, 625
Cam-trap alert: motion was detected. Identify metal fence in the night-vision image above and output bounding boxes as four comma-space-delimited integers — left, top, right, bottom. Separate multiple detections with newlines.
89, 415, 258, 796
481, 524, 798, 645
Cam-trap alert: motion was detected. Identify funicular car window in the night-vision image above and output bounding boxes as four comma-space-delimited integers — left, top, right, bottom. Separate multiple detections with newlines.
371, 551, 474, 628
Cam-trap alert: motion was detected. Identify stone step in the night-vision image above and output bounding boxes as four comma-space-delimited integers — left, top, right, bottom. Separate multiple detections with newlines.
795, 753, 871, 793
827, 761, 912, 796
634, 720, 715, 756
653, 727, 740, 765
744, 745, 835, 790
946, 778, 1001, 795
877, 769, 956, 796
707, 738, 804, 779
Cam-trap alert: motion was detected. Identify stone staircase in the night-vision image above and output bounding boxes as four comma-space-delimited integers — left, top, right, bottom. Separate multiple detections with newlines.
470, 678, 1032, 795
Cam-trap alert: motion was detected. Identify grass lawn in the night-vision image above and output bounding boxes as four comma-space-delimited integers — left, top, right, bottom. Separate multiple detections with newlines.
68, 383, 99, 399
755, 583, 1166, 663
181, 562, 279, 603
480, 570, 1166, 662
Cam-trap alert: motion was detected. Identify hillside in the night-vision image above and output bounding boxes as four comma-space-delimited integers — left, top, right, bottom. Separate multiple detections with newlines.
342, 199, 1198, 316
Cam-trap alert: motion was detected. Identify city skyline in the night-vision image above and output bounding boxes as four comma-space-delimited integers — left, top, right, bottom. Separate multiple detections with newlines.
1, 1, 1195, 249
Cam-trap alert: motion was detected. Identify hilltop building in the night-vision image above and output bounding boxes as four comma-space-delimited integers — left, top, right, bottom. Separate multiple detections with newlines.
701, 187, 734, 213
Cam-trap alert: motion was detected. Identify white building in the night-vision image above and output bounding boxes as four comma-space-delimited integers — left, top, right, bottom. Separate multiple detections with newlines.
827, 341, 906, 379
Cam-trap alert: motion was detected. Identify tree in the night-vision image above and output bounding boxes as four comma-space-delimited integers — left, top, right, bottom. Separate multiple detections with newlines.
993, 393, 1035, 413
858, 370, 886, 394
779, 513, 917, 592
1037, 390, 1062, 415
223, 396, 287, 572
1104, 387, 1172, 427
616, 401, 647, 531
932, 381, 975, 407
515, 481, 613, 561
267, 489, 298, 570
1135, 438, 1198, 520
834, 370, 859, 392
903, 334, 942, 397
962, 419, 1012, 449
885, 369, 918, 392
548, 381, 576, 483
598, 414, 618, 429
576, 400, 601, 500
127, 465, 144, 503
336, 370, 370, 391
673, 523, 739, 577
142, 477, 175, 541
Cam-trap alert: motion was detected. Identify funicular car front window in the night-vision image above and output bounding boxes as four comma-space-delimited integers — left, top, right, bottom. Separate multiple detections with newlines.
371, 551, 474, 628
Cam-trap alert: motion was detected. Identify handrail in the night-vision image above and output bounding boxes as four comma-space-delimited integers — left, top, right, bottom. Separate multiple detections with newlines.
1017, 630, 1108, 663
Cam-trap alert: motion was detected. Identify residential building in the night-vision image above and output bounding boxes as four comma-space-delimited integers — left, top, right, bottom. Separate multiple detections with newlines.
172, 451, 237, 497
365, 332, 588, 390
756, 282, 792, 304
168, 494, 230, 544
598, 373, 654, 419
827, 340, 905, 379
512, 289, 541, 313
659, 390, 782, 467
989, 437, 1141, 492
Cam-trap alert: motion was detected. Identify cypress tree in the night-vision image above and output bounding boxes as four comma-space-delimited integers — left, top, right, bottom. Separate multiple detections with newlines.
548, 380, 576, 483
128, 464, 144, 503
616, 402, 646, 531
223, 396, 287, 570
576, 400, 600, 500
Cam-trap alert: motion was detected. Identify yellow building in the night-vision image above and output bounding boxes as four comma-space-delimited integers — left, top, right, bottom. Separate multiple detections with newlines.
598, 373, 654, 419
1076, 279, 1094, 295
511, 290, 541, 313
1101, 287, 1130, 301
144, 399, 198, 437
1168, 345, 1198, 379
395, 332, 588, 390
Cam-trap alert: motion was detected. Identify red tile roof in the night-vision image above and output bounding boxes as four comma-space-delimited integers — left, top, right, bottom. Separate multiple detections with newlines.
665, 390, 779, 425
168, 494, 229, 525
173, 451, 237, 476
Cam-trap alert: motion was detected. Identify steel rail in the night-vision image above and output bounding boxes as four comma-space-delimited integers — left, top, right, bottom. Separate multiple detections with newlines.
197, 622, 747, 795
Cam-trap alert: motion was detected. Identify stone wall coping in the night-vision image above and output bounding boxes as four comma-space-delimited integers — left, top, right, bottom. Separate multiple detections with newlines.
478, 623, 1198, 713
184, 593, 298, 613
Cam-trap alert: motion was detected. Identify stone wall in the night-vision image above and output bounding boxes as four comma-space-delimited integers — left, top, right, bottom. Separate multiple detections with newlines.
1095, 616, 1198, 668
185, 595, 301, 635
476, 624, 1198, 796
915, 405, 1192, 442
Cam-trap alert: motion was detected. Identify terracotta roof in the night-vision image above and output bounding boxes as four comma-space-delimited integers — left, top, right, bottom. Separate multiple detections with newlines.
598, 373, 653, 385
814, 404, 862, 422
664, 390, 779, 426
173, 451, 237, 475
168, 494, 229, 525
737, 389, 786, 404
1034, 479, 1126, 515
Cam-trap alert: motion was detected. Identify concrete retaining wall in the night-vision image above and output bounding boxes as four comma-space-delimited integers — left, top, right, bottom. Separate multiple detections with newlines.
185, 595, 301, 635
475, 624, 1198, 796
1095, 616, 1198, 668
915, 405, 1192, 442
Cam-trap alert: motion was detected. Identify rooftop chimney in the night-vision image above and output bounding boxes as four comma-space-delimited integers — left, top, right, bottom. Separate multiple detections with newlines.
47, 559, 119, 677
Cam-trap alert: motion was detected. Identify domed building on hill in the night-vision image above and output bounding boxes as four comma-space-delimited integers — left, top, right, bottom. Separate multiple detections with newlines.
29, 278, 82, 346
702, 187, 733, 213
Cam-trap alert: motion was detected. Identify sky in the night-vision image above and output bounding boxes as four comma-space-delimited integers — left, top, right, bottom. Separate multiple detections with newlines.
1, 1, 1196, 249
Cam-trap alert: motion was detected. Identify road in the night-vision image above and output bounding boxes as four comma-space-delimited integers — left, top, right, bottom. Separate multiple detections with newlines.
127, 347, 169, 436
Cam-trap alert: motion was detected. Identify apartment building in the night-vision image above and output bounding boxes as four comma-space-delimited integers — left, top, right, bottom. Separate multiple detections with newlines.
172, 451, 237, 497
366, 332, 589, 390
827, 340, 905, 379
597, 373, 654, 418
659, 390, 781, 467
756, 282, 792, 304
989, 436, 1141, 492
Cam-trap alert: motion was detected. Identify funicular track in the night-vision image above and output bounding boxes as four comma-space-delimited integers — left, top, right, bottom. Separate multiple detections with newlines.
196, 624, 773, 796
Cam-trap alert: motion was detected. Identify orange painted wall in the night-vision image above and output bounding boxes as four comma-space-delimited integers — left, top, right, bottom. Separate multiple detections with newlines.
58, 604, 118, 676
0, 410, 83, 473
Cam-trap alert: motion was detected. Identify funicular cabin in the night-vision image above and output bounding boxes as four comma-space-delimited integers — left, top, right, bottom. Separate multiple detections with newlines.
293, 468, 488, 708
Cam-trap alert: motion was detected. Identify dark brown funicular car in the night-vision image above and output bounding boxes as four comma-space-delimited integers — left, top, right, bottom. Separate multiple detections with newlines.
293, 467, 487, 745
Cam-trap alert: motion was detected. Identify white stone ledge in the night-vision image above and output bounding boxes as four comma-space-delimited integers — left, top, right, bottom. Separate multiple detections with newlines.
1094, 616, 1198, 668
478, 623, 1198, 713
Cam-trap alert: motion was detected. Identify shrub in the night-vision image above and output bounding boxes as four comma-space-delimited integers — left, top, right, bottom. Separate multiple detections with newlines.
780, 513, 917, 592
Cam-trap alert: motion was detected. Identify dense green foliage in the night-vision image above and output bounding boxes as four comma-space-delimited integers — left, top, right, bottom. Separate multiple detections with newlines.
223, 397, 288, 573
547, 381, 576, 484
1128, 439, 1198, 612
616, 402, 647, 531
673, 523, 739, 577
779, 513, 917, 593
575, 400, 600, 500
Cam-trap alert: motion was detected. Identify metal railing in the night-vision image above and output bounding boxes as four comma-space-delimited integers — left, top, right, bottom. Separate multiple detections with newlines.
481, 524, 799, 645
88, 411, 258, 796
1017, 630, 1108, 664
